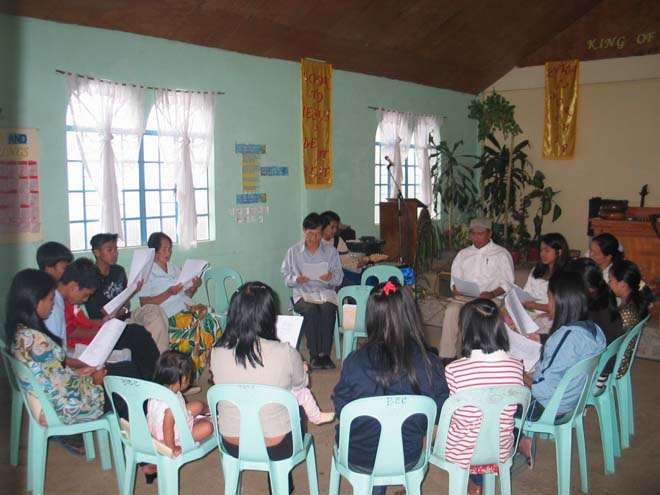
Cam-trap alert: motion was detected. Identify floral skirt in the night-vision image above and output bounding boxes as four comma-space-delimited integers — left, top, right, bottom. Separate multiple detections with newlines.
168, 304, 222, 380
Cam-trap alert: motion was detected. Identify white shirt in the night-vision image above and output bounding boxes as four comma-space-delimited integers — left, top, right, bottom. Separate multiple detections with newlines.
44, 289, 67, 350
140, 261, 194, 318
450, 240, 514, 294
523, 268, 549, 304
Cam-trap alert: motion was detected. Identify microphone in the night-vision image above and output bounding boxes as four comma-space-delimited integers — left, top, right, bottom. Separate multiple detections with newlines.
384, 156, 394, 169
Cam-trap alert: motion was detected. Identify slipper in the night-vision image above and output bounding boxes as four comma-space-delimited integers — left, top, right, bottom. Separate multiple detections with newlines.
51, 435, 86, 456
183, 385, 202, 396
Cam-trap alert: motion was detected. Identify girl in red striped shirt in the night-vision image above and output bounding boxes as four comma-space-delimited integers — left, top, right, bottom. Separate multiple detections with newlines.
444, 299, 524, 495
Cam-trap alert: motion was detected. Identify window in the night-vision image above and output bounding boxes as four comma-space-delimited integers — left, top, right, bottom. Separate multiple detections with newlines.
373, 142, 422, 224
66, 110, 210, 251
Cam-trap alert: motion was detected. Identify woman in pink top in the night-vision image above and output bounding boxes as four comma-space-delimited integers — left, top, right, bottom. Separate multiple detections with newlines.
444, 299, 524, 495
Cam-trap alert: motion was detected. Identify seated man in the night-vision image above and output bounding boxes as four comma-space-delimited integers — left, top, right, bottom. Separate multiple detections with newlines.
281, 212, 343, 369
85, 233, 170, 352
438, 218, 514, 360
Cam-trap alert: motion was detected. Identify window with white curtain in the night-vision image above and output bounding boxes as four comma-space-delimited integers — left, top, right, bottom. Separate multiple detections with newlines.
65, 108, 210, 251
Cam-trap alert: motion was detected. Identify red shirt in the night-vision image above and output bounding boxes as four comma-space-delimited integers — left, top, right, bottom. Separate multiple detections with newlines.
65, 301, 101, 347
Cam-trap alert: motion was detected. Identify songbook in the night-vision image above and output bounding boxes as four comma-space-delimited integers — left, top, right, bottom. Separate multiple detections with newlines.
276, 315, 304, 348
302, 289, 338, 306
302, 262, 329, 281
77, 319, 127, 368
73, 344, 131, 364
505, 325, 542, 372
507, 282, 538, 303
103, 248, 155, 315
176, 259, 209, 286
453, 277, 481, 298
505, 288, 540, 335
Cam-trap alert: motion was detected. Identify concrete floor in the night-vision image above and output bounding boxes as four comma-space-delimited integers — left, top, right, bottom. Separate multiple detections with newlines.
1, 354, 658, 495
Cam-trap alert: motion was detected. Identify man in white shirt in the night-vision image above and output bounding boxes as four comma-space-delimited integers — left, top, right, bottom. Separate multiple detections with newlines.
438, 218, 514, 360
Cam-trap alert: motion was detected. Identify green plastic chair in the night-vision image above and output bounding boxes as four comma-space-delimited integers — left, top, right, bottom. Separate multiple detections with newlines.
207, 384, 319, 495
334, 285, 372, 360
203, 266, 243, 326
103, 376, 217, 495
360, 265, 404, 286
612, 314, 650, 450
517, 352, 603, 495
2, 349, 124, 495
329, 394, 436, 495
430, 386, 531, 495
0, 336, 23, 466
585, 333, 625, 474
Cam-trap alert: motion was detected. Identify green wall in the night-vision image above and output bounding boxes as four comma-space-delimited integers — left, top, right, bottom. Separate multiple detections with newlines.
0, 14, 477, 317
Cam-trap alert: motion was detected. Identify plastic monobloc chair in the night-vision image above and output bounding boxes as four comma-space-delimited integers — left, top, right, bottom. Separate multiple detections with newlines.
103, 376, 216, 495
585, 333, 625, 474
3, 350, 124, 495
360, 265, 404, 286
333, 285, 372, 360
430, 385, 531, 495
0, 336, 23, 466
517, 352, 602, 495
612, 314, 650, 450
207, 384, 319, 495
203, 266, 243, 325
330, 394, 437, 495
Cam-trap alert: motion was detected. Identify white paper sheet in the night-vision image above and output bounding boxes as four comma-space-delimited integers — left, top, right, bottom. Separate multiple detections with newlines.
175, 259, 209, 286
506, 325, 542, 372
78, 319, 127, 367
302, 289, 338, 306
505, 289, 540, 335
302, 262, 329, 281
507, 282, 538, 303
341, 304, 357, 330
276, 315, 304, 348
453, 277, 481, 298
73, 344, 131, 364
103, 248, 155, 315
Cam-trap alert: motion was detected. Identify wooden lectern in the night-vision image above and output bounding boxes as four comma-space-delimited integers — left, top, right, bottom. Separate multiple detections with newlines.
379, 198, 425, 265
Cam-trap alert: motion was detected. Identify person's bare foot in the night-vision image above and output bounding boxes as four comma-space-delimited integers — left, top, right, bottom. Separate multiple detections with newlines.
517, 436, 534, 469
317, 412, 335, 424
468, 478, 482, 495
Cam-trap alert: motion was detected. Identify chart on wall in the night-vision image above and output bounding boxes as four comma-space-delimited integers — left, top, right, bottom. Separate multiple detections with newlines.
0, 128, 42, 243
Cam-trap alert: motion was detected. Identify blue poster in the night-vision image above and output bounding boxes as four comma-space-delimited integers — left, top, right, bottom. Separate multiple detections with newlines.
235, 143, 266, 154
261, 166, 288, 176
236, 193, 268, 204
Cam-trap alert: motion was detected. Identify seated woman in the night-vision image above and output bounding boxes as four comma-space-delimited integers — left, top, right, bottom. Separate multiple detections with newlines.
139, 232, 222, 381
608, 259, 653, 329
522, 233, 570, 313
589, 233, 623, 283
333, 281, 448, 495
517, 271, 606, 466
211, 281, 309, 493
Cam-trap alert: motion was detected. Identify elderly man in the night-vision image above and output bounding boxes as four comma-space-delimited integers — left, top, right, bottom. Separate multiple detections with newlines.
282, 212, 343, 369
438, 218, 514, 360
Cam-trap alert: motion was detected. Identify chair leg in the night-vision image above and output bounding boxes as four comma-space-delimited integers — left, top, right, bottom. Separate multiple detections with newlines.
221, 458, 241, 495
107, 420, 126, 490
617, 380, 632, 449
554, 431, 573, 495
342, 331, 354, 360
83, 431, 96, 461
31, 429, 48, 495
269, 464, 292, 495
9, 390, 22, 466
624, 375, 635, 436
328, 458, 340, 495
482, 473, 496, 495
96, 429, 112, 470
27, 423, 34, 492
575, 420, 589, 493
499, 464, 512, 495
333, 324, 342, 360
593, 400, 615, 474
122, 452, 137, 495
305, 444, 319, 495
610, 395, 622, 458
446, 467, 470, 495
158, 461, 180, 495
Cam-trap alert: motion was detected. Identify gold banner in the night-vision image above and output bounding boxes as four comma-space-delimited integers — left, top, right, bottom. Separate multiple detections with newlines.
301, 59, 332, 188
543, 60, 579, 159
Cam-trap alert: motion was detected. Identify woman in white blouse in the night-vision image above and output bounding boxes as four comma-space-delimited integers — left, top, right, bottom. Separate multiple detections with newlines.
523, 233, 570, 313
139, 232, 223, 381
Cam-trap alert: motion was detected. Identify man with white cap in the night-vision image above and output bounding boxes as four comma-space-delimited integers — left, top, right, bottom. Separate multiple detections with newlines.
438, 217, 515, 360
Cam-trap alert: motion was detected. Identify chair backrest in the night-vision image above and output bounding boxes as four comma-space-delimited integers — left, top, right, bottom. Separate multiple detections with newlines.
537, 352, 602, 425
203, 266, 243, 314
336, 285, 372, 332
433, 386, 531, 466
0, 337, 21, 394
207, 384, 304, 463
103, 376, 199, 455
614, 314, 650, 380
337, 395, 437, 476
591, 333, 626, 396
360, 265, 405, 287
1, 348, 62, 426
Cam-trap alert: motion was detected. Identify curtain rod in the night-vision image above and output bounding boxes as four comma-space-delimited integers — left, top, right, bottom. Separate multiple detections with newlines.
367, 106, 446, 119
56, 70, 225, 95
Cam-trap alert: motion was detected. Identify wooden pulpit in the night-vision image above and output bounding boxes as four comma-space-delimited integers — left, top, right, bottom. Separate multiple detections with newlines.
379, 198, 426, 265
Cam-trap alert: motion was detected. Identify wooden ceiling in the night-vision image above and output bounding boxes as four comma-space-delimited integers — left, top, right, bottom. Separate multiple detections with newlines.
3, 0, 659, 94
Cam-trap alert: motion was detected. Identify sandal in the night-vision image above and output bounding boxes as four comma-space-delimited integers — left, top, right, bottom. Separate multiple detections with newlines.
51, 435, 86, 456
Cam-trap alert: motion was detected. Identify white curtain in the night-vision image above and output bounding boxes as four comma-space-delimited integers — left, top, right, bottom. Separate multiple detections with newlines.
376, 109, 415, 199
414, 115, 443, 215
67, 75, 146, 238
153, 90, 215, 248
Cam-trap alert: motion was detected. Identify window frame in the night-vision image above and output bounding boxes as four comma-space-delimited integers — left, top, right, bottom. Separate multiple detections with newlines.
374, 141, 422, 224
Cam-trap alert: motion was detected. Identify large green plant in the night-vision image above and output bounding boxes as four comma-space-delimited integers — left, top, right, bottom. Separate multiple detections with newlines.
415, 207, 444, 273
520, 170, 562, 243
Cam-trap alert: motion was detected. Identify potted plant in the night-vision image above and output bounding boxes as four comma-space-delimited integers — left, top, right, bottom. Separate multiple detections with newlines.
518, 170, 562, 260
415, 206, 444, 273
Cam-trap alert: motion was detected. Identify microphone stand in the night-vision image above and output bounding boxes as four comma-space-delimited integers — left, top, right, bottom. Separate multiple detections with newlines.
385, 156, 405, 264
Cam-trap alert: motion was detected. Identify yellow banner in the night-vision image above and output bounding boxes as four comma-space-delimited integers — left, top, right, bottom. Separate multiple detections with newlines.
543, 60, 579, 159
301, 59, 332, 188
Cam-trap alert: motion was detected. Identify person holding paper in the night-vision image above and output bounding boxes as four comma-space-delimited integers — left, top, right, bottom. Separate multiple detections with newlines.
522, 233, 570, 313
438, 218, 514, 360
281, 212, 343, 370
85, 233, 170, 352
139, 232, 223, 380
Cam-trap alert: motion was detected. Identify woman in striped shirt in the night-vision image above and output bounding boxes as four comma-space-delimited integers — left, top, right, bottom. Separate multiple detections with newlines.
444, 299, 524, 495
